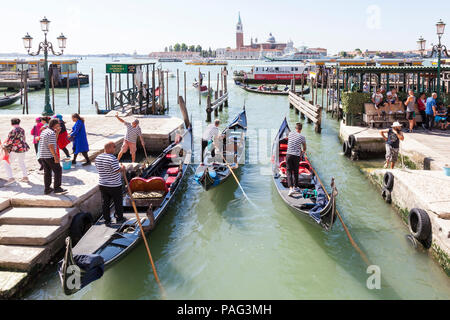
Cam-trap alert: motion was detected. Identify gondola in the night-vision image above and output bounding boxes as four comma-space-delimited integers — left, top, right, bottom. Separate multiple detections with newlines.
272, 118, 337, 231
0, 90, 21, 108
192, 81, 212, 96
58, 116, 192, 295
235, 80, 310, 96
194, 108, 247, 191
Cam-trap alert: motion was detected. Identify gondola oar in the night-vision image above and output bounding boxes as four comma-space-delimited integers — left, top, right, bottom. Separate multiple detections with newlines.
122, 171, 167, 299
308, 157, 371, 266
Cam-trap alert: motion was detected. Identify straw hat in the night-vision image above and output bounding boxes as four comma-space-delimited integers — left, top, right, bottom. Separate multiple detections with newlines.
392, 121, 402, 128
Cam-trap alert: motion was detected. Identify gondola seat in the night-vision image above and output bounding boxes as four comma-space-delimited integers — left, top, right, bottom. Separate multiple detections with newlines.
129, 177, 168, 194
279, 144, 288, 151
167, 167, 179, 175
165, 176, 177, 188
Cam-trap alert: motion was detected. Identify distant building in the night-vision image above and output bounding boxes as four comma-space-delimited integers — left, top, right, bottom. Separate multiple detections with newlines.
148, 51, 201, 59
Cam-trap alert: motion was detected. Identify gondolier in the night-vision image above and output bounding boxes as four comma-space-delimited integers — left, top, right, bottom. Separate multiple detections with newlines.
116, 113, 145, 163
286, 122, 307, 196
201, 119, 221, 162
95, 141, 126, 226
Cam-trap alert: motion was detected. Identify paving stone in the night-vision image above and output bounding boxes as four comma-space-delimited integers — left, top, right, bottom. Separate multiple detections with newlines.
0, 271, 28, 299
0, 245, 49, 271
0, 224, 65, 246
0, 207, 79, 226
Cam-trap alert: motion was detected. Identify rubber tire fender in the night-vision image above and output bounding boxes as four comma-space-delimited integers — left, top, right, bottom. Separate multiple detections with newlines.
381, 187, 392, 203
348, 134, 356, 148
408, 208, 432, 241
69, 212, 94, 245
342, 141, 351, 157
383, 172, 394, 191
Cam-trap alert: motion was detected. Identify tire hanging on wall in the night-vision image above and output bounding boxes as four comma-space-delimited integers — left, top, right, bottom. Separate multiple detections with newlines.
381, 187, 392, 203
383, 172, 394, 191
69, 212, 94, 245
408, 208, 432, 241
343, 141, 351, 157
348, 134, 356, 149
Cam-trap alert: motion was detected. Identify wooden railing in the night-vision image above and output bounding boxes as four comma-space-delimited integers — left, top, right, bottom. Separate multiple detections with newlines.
288, 90, 322, 133
109, 87, 161, 114
206, 91, 229, 122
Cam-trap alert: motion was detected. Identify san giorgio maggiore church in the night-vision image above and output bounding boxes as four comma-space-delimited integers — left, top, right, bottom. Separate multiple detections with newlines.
216, 13, 325, 60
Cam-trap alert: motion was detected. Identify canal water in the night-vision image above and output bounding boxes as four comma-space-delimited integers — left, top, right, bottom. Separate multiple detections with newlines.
3, 57, 448, 299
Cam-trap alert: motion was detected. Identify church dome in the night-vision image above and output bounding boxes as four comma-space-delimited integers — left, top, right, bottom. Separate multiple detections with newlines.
266, 33, 276, 43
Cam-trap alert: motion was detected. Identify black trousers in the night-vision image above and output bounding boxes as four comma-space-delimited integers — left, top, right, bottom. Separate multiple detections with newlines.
41, 158, 62, 191
286, 154, 300, 189
201, 139, 215, 162
73, 151, 90, 163
419, 110, 427, 127
99, 185, 123, 222
426, 114, 434, 130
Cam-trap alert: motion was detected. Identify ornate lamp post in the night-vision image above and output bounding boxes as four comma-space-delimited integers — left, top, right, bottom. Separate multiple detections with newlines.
22, 17, 67, 116
417, 19, 449, 100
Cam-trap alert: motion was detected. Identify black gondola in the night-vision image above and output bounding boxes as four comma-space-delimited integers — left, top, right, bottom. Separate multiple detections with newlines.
0, 90, 21, 108
235, 80, 310, 96
194, 108, 247, 191
58, 122, 192, 295
272, 118, 337, 231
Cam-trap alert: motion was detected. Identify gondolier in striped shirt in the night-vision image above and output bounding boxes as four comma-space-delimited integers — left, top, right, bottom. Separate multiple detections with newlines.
201, 119, 221, 162
38, 119, 67, 195
95, 141, 126, 226
115, 113, 145, 163
286, 122, 307, 197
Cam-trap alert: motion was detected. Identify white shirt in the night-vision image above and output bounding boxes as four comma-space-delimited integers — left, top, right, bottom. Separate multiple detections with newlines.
202, 124, 219, 141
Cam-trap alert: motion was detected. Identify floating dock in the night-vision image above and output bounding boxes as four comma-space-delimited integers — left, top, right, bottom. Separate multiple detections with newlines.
0, 114, 184, 298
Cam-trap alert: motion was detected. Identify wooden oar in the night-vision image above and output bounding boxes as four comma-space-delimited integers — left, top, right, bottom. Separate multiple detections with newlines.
308, 158, 371, 266
122, 171, 167, 298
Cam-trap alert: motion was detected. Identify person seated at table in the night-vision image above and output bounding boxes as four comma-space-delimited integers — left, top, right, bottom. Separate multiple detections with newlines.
435, 103, 448, 130
371, 88, 386, 117
386, 89, 399, 105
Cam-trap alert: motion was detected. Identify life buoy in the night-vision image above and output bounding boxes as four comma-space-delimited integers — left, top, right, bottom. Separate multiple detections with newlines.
383, 172, 394, 191
408, 208, 432, 241
69, 212, 93, 245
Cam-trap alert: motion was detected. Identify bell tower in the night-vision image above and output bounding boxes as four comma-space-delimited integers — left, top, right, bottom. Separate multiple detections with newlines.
236, 12, 244, 49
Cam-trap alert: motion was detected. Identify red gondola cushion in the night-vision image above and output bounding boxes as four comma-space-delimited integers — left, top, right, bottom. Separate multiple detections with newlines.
167, 167, 179, 175
279, 151, 287, 156
279, 144, 288, 151
165, 176, 177, 187
166, 153, 176, 159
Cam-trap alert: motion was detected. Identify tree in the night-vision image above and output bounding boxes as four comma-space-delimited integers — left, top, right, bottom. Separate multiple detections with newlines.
189, 45, 195, 52
339, 51, 348, 57
174, 43, 181, 52
181, 43, 188, 52
208, 47, 212, 56
195, 45, 202, 52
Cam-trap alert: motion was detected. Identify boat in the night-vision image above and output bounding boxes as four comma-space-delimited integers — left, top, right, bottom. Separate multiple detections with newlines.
233, 64, 309, 85
234, 80, 310, 96
58, 108, 192, 295
272, 118, 337, 230
158, 58, 182, 62
194, 108, 247, 190
0, 90, 21, 108
185, 59, 228, 66
192, 81, 213, 96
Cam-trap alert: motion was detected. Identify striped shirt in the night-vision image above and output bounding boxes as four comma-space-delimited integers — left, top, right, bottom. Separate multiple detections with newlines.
202, 124, 219, 141
95, 153, 122, 187
125, 122, 142, 143
38, 128, 57, 159
287, 131, 306, 156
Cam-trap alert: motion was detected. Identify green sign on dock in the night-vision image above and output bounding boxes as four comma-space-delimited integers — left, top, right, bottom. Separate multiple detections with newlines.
106, 64, 136, 74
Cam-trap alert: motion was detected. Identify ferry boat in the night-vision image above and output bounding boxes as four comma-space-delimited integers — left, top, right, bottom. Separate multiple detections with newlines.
233, 64, 310, 84
0, 59, 89, 89
185, 59, 228, 66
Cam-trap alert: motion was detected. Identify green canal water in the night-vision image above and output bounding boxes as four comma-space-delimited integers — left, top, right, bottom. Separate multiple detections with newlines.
3, 57, 448, 299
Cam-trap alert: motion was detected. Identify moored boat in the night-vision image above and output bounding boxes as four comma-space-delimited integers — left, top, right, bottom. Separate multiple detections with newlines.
233, 64, 310, 85
234, 80, 310, 95
58, 110, 192, 295
272, 118, 337, 230
186, 59, 228, 66
194, 108, 247, 190
192, 81, 212, 96
0, 90, 21, 108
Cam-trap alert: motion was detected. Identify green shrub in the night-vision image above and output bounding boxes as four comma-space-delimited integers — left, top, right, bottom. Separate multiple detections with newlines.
341, 91, 371, 114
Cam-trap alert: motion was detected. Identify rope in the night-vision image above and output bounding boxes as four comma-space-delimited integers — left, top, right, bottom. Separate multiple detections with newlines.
122, 171, 167, 299
308, 159, 371, 266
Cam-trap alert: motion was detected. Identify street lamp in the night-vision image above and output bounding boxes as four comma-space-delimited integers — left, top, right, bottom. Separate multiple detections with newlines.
417, 19, 449, 100
22, 17, 67, 116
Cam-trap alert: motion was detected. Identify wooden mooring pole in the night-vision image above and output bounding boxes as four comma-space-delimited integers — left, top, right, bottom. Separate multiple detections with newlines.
177, 69, 179, 104
184, 71, 187, 105
77, 75, 81, 114
91, 68, 94, 105
67, 73, 70, 105
198, 68, 201, 105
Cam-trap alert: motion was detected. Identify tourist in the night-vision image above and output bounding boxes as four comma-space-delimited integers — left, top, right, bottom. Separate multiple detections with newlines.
38, 119, 66, 195
95, 141, 126, 226
54, 114, 70, 158
386, 88, 398, 105
30, 117, 42, 154
36, 116, 51, 170
201, 119, 221, 162
404, 90, 416, 133
2, 118, 30, 185
115, 113, 145, 163
69, 113, 90, 166
435, 102, 448, 130
425, 92, 438, 131
286, 122, 307, 197
371, 88, 385, 116
363, 82, 369, 93
380, 121, 404, 169
417, 93, 427, 129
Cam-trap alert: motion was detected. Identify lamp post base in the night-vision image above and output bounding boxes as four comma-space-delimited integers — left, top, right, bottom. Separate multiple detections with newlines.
42, 104, 54, 116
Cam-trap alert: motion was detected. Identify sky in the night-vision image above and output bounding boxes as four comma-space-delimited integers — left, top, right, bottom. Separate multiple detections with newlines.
1, 0, 449, 55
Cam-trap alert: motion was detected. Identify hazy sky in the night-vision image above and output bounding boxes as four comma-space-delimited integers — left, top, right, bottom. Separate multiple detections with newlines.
2, 0, 449, 55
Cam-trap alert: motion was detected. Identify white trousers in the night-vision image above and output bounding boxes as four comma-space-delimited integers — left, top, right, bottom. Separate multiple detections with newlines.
3, 152, 28, 179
